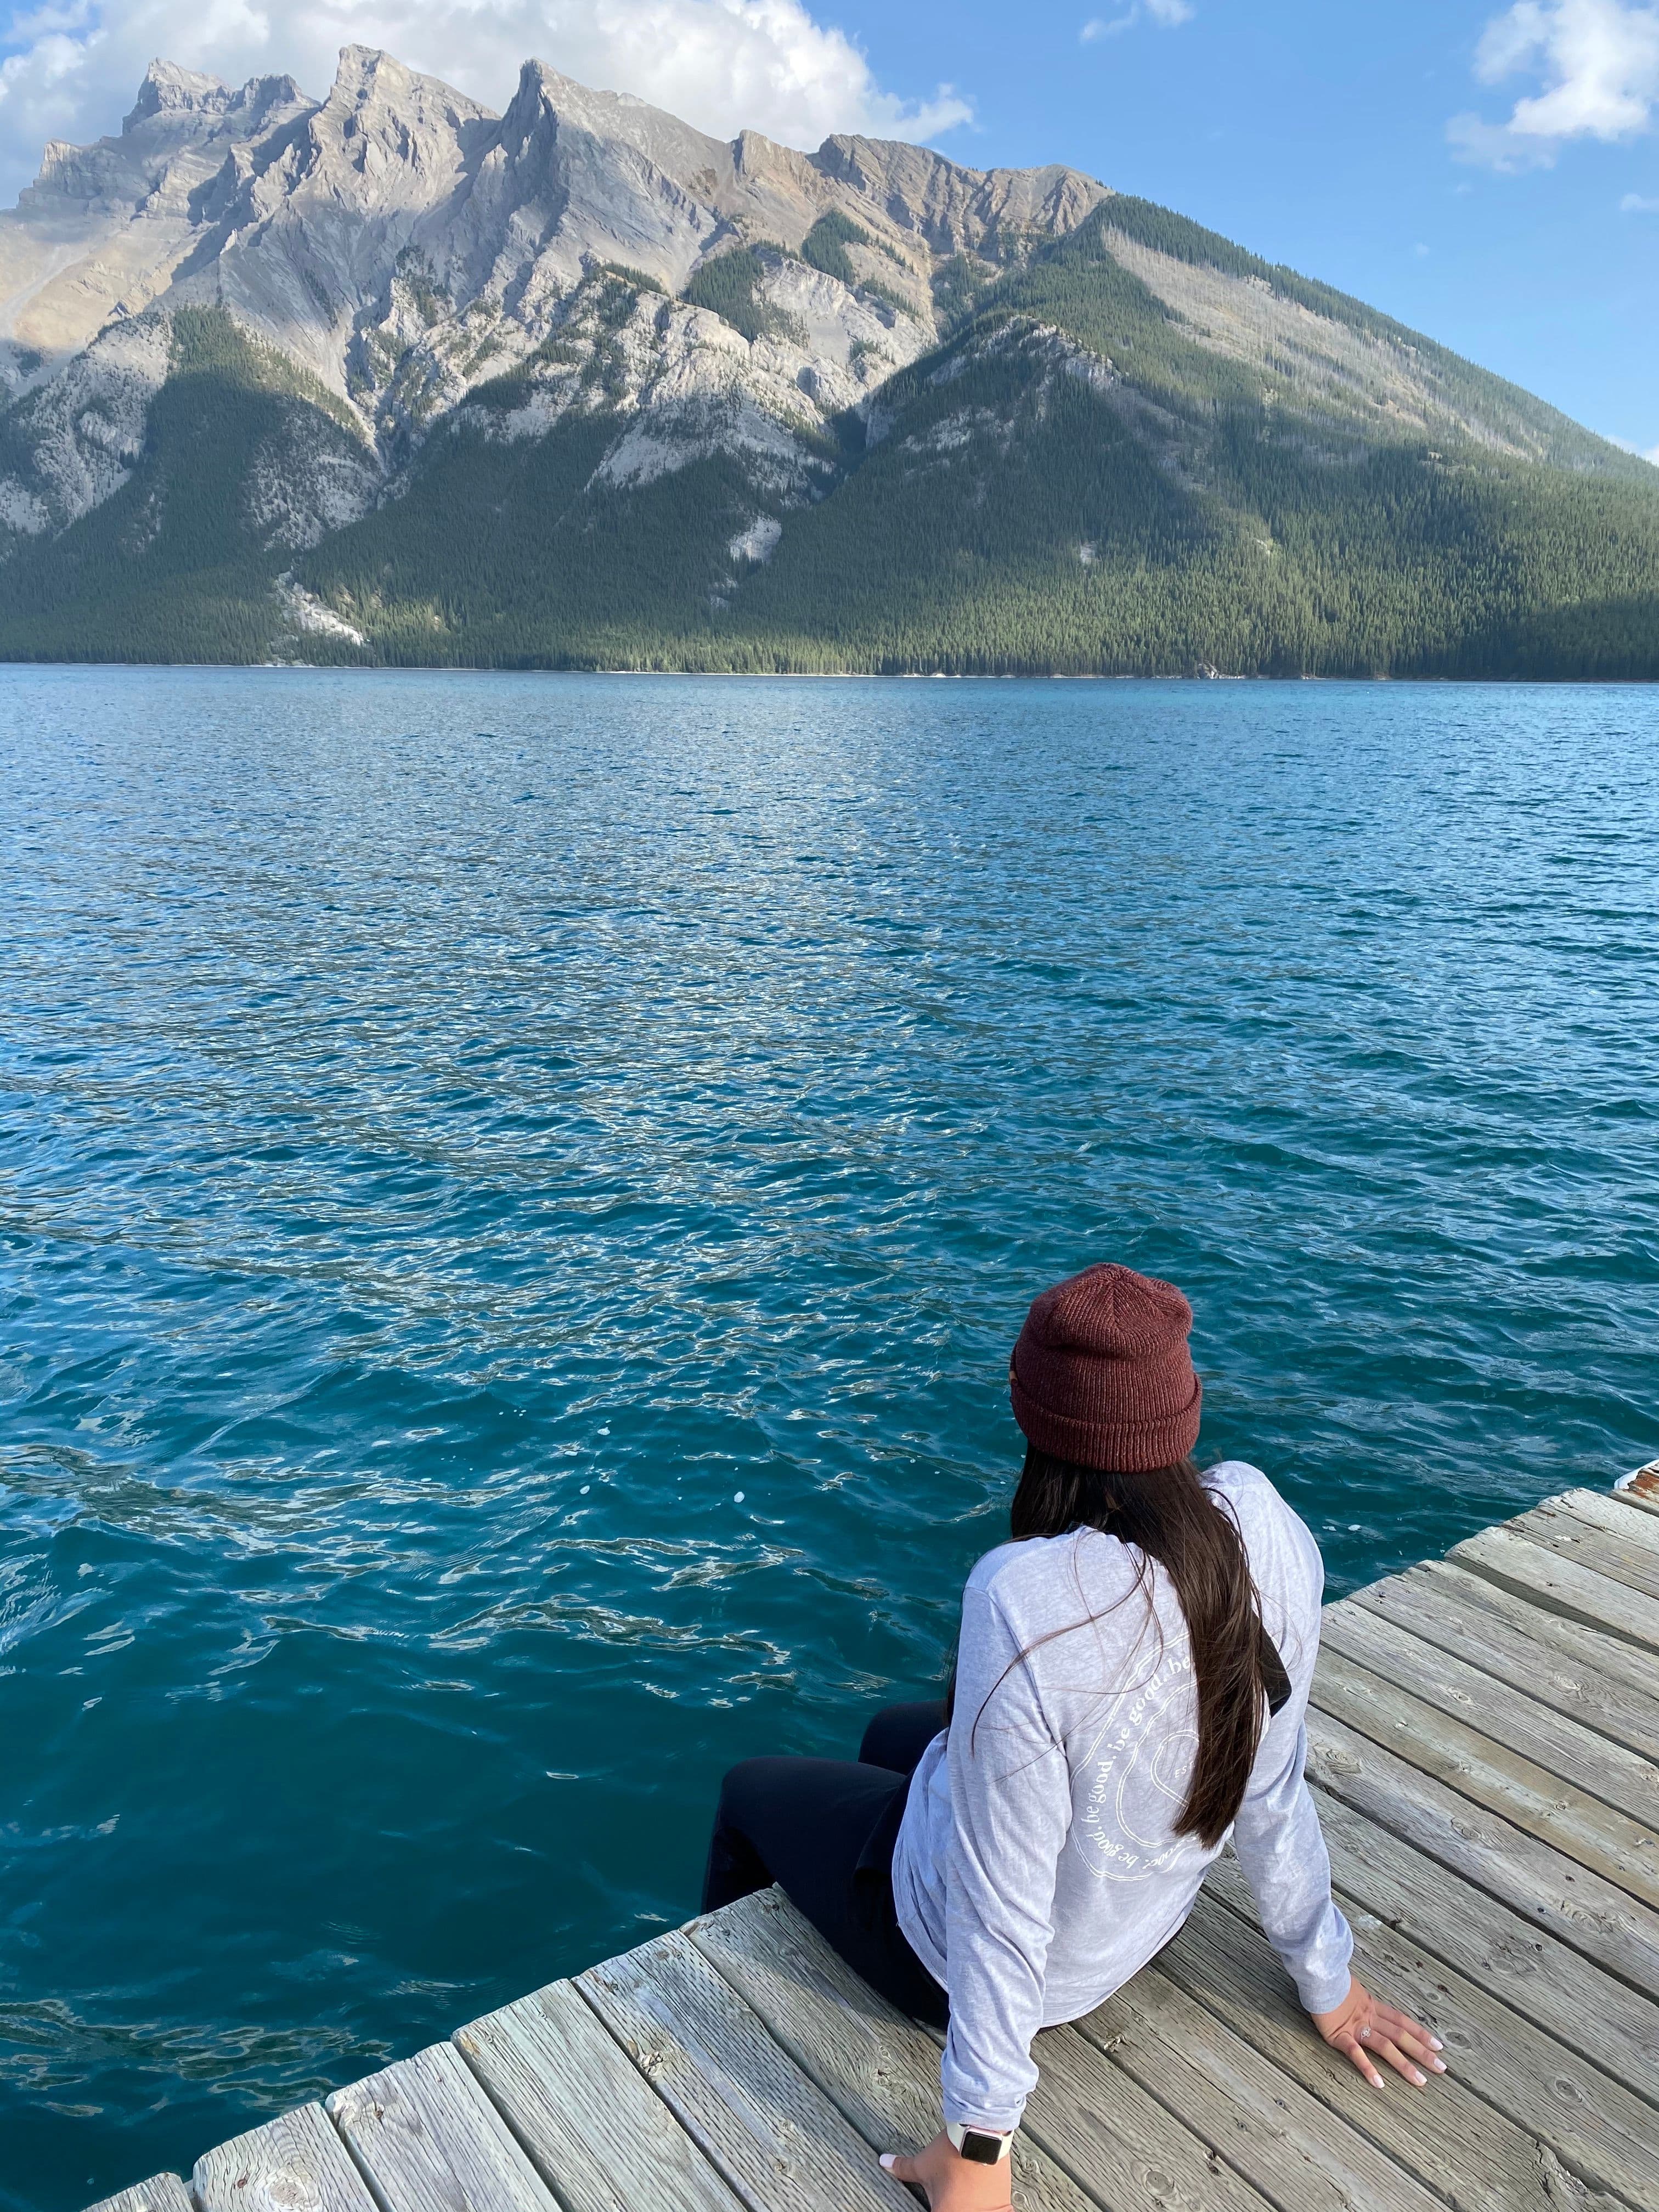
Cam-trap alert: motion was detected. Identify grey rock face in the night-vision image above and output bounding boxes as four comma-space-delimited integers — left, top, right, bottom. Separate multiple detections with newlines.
0, 67, 315, 368
0, 44, 1109, 563
0, 312, 172, 548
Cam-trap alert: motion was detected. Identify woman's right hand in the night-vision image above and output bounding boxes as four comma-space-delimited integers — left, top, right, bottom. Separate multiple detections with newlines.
1311, 1974, 1447, 2089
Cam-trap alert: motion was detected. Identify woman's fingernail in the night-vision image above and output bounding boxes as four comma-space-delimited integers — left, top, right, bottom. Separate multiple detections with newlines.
1412, 2069, 1426, 2086
879, 2155, 896, 2172
1431, 2058, 1446, 2072
1429, 2037, 1444, 2051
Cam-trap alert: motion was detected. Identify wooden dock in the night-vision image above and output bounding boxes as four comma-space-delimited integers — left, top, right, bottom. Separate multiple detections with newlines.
93, 1474, 1659, 2212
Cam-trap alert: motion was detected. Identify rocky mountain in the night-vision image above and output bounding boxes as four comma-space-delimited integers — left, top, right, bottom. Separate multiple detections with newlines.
2, 46, 1656, 674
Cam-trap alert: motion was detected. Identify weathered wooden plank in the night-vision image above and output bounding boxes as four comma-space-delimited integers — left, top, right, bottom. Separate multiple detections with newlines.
1023, 2023, 1279, 2212
689, 1885, 1102, 2212
1306, 1707, 1659, 2002
1512, 1494, 1659, 1604
1351, 1559, 1659, 1762
1307, 1787, 1659, 2094
1073, 1962, 1447, 2212
578, 1923, 910, 2212
1615, 1465, 1659, 1515
1158, 1893, 1593, 2212
1322, 1598, 1659, 1831
194, 2103, 375, 2212
1453, 1522, 1659, 1652
1310, 1644, 1659, 1907
455, 1976, 744, 2212
329, 2040, 558, 2212
1554, 1486, 1659, 1550
1204, 1849, 1659, 2206
84, 2179, 193, 2212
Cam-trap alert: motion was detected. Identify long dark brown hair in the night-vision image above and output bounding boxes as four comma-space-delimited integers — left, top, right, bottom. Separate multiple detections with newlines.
971, 1446, 1278, 1849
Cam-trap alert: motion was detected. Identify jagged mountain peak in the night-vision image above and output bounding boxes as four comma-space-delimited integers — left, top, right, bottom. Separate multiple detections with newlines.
324, 43, 493, 127
109, 60, 309, 156
291, 44, 494, 223
118, 61, 311, 144
505, 58, 724, 170
123, 60, 234, 130
4, 60, 316, 360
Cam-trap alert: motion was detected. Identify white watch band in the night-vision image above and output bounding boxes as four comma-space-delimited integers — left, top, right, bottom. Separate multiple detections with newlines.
946, 2122, 1014, 2163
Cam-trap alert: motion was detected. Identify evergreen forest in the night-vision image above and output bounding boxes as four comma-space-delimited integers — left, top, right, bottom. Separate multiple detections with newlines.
3, 199, 1657, 678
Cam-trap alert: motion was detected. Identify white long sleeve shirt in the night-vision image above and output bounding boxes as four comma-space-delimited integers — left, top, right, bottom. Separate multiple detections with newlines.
890, 1460, 1353, 2130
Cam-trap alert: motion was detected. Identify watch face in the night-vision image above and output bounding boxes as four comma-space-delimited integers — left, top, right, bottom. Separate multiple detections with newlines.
961, 2131, 1005, 2164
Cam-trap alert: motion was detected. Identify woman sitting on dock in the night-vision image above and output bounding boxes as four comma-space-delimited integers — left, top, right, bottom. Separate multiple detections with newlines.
703, 1262, 1444, 2210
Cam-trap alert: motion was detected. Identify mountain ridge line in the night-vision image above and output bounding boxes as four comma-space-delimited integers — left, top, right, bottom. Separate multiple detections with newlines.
1, 45, 1655, 677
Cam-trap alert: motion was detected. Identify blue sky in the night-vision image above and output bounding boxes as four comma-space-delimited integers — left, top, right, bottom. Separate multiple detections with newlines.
0, 0, 1653, 455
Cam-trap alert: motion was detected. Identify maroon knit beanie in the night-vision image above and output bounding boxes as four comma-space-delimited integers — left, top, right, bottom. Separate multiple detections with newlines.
1009, 1263, 1202, 1472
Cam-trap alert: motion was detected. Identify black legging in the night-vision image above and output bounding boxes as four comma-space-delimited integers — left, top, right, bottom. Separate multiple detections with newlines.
702, 1700, 949, 2028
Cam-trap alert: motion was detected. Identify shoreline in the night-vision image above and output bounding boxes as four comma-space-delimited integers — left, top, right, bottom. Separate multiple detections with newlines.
3, 659, 1659, 685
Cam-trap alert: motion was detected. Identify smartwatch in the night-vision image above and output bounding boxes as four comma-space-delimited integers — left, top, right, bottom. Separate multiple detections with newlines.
946, 2122, 1015, 2164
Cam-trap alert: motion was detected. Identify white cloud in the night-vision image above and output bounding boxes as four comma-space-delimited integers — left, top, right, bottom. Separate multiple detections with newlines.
1449, 0, 1659, 168
1081, 1, 1193, 42
0, 0, 973, 204
1621, 185, 1659, 201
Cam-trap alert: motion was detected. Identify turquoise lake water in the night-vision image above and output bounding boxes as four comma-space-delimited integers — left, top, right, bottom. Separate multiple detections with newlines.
1, 667, 1655, 2208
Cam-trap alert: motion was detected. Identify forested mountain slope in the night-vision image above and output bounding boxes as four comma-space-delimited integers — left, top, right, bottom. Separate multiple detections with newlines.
2, 48, 1655, 675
